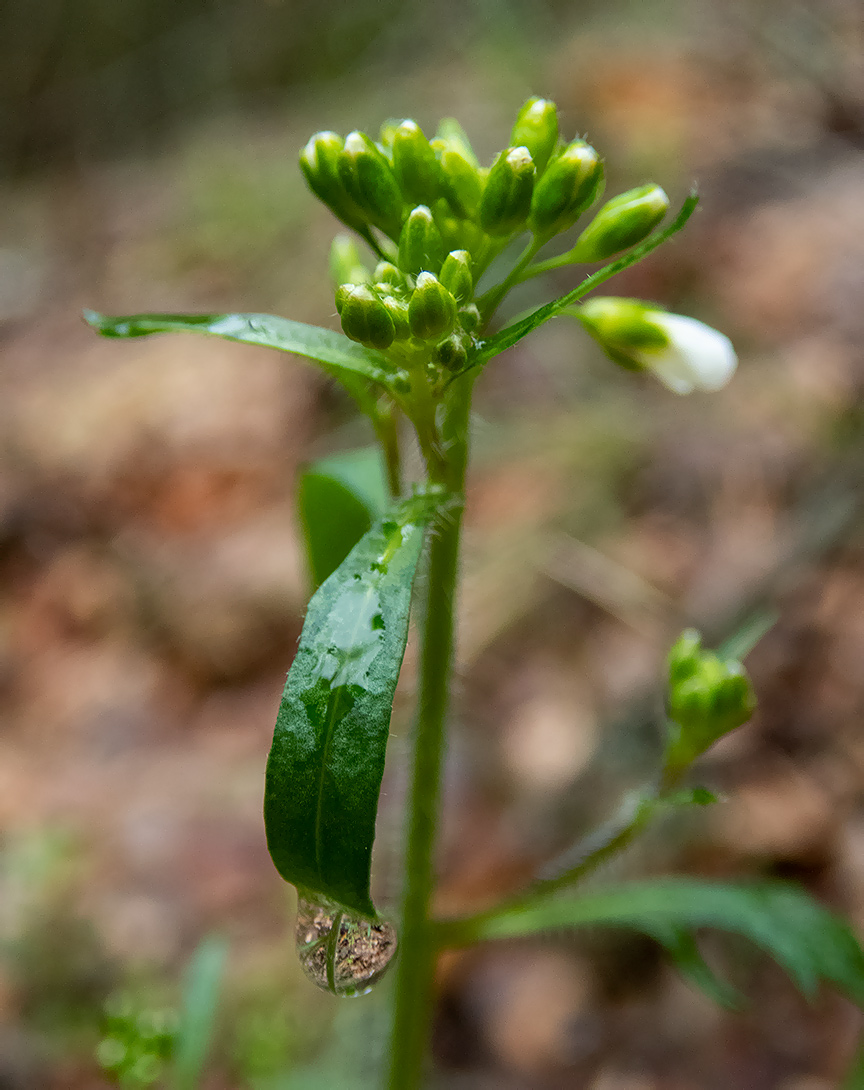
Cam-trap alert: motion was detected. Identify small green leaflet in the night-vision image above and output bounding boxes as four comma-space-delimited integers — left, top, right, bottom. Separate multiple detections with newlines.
298, 446, 389, 590
265, 492, 439, 917
83, 310, 405, 400
440, 877, 864, 1007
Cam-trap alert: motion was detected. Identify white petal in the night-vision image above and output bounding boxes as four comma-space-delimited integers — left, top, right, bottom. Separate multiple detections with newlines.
634, 314, 737, 394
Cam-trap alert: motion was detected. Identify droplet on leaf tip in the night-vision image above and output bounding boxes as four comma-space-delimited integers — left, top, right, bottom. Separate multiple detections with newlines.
295, 896, 398, 997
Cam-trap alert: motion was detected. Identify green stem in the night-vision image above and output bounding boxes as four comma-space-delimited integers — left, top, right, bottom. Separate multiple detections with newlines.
513, 239, 597, 283
373, 400, 403, 500
435, 790, 661, 948
385, 375, 473, 1090
476, 237, 542, 324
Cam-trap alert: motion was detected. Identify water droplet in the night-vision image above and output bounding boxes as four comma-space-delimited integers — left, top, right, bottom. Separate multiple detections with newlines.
295, 897, 397, 997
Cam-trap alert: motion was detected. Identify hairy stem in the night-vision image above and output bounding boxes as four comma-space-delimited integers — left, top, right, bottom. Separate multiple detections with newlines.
373, 400, 403, 500
385, 376, 473, 1090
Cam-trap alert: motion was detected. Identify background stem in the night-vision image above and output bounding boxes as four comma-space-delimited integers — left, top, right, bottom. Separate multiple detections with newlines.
385, 379, 472, 1090
373, 401, 403, 500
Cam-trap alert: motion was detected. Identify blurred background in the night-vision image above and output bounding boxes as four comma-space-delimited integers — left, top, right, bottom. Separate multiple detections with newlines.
2, 0, 864, 1086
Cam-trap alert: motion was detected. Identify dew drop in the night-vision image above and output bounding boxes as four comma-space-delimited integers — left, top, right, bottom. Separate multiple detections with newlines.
295, 896, 398, 997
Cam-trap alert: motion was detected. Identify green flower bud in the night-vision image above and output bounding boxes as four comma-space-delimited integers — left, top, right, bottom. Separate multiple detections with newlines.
338, 284, 396, 350
392, 120, 443, 206
433, 330, 469, 371
431, 203, 483, 256
480, 146, 535, 236
299, 131, 366, 230
664, 629, 757, 774
458, 303, 481, 333
408, 271, 457, 341
433, 118, 479, 167
398, 205, 446, 276
528, 140, 604, 238
667, 627, 703, 687
329, 234, 371, 287
373, 261, 409, 291
438, 249, 473, 303
378, 294, 411, 340
436, 148, 485, 219
338, 131, 405, 238
510, 97, 559, 174
377, 119, 400, 153
572, 184, 669, 261
334, 283, 351, 315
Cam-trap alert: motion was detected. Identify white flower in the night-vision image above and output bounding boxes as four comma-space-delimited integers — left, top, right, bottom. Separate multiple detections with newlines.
577, 298, 738, 396
635, 313, 737, 395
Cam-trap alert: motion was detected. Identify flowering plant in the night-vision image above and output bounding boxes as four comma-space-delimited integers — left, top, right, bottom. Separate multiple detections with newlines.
86, 99, 864, 1089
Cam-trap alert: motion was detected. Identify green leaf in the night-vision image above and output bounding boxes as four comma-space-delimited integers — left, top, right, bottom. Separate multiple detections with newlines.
648, 923, 743, 1009
83, 310, 403, 398
441, 878, 864, 1006
265, 491, 440, 917
298, 446, 389, 589
465, 191, 699, 373
716, 607, 778, 662
171, 935, 228, 1090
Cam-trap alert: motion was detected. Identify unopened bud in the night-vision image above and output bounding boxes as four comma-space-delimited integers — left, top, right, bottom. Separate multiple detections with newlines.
438, 250, 473, 303
379, 294, 411, 340
510, 97, 559, 174
529, 140, 604, 238
338, 284, 396, 350
480, 146, 535, 236
377, 119, 400, 152
572, 184, 669, 261
398, 206, 446, 276
392, 120, 443, 206
408, 272, 457, 341
437, 147, 485, 219
433, 204, 483, 256
373, 261, 409, 291
300, 131, 365, 230
433, 330, 469, 371
433, 118, 479, 166
338, 131, 404, 238
664, 629, 756, 774
458, 303, 481, 333
334, 283, 351, 315
330, 234, 370, 287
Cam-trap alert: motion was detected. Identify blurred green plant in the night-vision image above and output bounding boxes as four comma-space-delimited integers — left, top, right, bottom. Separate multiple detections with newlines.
97, 935, 227, 1090
86, 97, 864, 1089
97, 992, 177, 1088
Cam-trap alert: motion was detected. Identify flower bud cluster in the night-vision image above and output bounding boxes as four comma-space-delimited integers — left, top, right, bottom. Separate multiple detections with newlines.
301, 101, 675, 364
332, 239, 476, 366
664, 630, 756, 775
